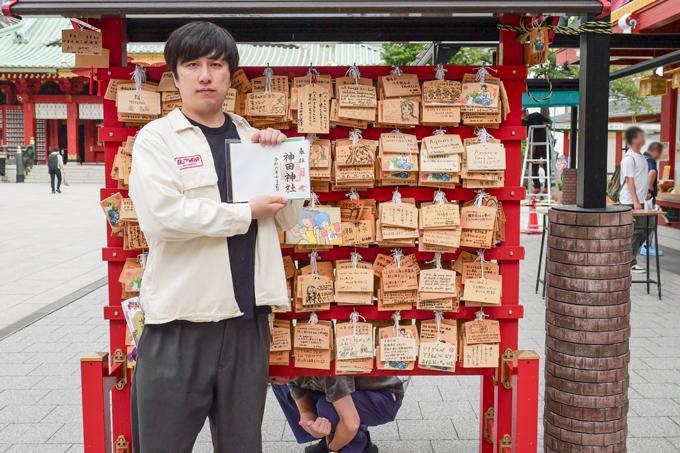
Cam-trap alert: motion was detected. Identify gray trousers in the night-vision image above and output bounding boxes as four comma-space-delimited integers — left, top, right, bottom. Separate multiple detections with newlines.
622, 204, 648, 266
131, 314, 271, 453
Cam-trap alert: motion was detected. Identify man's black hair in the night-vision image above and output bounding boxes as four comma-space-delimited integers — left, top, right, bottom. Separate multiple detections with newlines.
164, 21, 239, 78
625, 126, 644, 145
648, 142, 663, 153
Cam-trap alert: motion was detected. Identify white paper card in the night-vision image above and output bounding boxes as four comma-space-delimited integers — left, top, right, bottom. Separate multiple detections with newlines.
230, 139, 311, 202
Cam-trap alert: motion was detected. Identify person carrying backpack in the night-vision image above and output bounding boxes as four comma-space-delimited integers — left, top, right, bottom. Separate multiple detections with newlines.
615, 127, 649, 273
47, 147, 66, 194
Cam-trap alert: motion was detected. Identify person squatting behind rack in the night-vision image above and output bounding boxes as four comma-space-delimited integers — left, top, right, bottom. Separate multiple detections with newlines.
270, 376, 405, 453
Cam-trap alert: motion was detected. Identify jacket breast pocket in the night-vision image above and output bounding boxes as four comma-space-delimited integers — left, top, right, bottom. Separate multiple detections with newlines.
180, 168, 218, 192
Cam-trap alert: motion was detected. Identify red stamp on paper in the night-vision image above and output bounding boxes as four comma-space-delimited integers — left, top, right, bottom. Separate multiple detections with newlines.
174, 155, 203, 170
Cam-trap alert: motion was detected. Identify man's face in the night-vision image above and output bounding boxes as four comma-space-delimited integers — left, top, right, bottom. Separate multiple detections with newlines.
632, 132, 646, 149
174, 56, 231, 114
522, 110, 529, 120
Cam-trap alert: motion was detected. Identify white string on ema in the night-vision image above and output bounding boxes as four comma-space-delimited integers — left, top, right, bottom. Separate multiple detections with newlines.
391, 248, 404, 269
130, 64, 147, 91
473, 63, 497, 84
346, 64, 361, 85
263, 65, 274, 92
309, 248, 320, 281
426, 252, 443, 270
474, 126, 496, 148
435, 63, 447, 81
350, 309, 366, 336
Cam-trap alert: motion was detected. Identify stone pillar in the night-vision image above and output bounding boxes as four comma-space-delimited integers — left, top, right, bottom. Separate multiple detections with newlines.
561, 169, 578, 205
544, 205, 633, 453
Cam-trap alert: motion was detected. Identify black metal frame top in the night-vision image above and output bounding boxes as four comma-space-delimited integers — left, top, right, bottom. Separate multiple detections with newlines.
6, 0, 606, 24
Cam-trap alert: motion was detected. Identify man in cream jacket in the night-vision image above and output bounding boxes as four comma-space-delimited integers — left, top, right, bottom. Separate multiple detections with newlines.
128, 22, 303, 452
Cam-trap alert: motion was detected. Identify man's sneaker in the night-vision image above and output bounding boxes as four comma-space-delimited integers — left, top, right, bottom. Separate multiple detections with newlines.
51, 190, 55, 194
640, 245, 663, 256
533, 187, 541, 194
305, 438, 328, 453
542, 187, 548, 193
56, 189, 62, 193
631, 265, 646, 273
363, 430, 379, 453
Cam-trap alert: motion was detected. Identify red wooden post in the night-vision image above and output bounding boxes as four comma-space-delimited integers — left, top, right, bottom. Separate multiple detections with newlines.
22, 100, 35, 147
660, 71, 677, 181
563, 132, 570, 160
511, 351, 539, 453
67, 98, 78, 161
479, 375, 496, 453
494, 15, 525, 453
80, 352, 111, 453
615, 131, 622, 165
101, 15, 133, 451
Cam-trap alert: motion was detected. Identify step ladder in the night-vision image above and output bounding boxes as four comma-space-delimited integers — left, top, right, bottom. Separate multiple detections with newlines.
521, 124, 560, 206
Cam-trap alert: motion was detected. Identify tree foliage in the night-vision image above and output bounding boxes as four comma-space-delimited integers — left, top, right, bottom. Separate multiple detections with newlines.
380, 45, 656, 118
448, 47, 493, 66
380, 44, 425, 67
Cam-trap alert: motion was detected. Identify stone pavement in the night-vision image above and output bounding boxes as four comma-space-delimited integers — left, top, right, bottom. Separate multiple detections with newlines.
0, 223, 679, 451
0, 183, 106, 329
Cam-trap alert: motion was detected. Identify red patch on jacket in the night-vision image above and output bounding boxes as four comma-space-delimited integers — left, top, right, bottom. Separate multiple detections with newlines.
174, 155, 203, 170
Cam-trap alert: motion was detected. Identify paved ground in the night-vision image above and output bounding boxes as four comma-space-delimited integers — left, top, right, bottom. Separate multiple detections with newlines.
0, 191, 679, 451
0, 184, 106, 329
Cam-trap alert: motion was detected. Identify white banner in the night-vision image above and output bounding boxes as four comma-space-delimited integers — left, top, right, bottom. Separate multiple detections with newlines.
35, 103, 67, 119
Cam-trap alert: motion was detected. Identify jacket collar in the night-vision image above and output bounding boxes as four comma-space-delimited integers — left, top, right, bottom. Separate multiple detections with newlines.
167, 107, 250, 134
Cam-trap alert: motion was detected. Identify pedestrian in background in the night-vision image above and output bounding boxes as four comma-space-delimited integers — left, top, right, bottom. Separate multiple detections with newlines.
619, 127, 649, 273
47, 146, 66, 194
640, 141, 664, 257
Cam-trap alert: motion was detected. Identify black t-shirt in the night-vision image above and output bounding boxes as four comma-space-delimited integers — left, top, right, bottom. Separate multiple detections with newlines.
184, 112, 270, 319
522, 112, 552, 144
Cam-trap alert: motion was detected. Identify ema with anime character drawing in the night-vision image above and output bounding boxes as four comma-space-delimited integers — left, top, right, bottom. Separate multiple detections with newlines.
286, 206, 343, 246
461, 82, 498, 108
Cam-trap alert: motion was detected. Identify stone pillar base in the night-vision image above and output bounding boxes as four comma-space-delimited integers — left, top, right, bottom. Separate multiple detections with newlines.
544, 205, 633, 453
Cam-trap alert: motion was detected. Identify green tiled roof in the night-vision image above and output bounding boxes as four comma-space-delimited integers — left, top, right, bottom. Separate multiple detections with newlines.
0, 18, 75, 71
0, 18, 384, 72
129, 42, 385, 66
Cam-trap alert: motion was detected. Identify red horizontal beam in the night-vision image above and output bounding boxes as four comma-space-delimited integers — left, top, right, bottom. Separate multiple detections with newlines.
318, 187, 525, 202
98, 65, 528, 82
269, 363, 496, 377
103, 245, 524, 263
102, 248, 142, 262
104, 304, 523, 321
99, 124, 525, 143
285, 126, 525, 141
101, 188, 524, 204
99, 127, 139, 143
282, 246, 524, 262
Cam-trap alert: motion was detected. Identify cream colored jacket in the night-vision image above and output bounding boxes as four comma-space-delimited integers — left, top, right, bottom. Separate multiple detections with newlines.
129, 108, 303, 324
